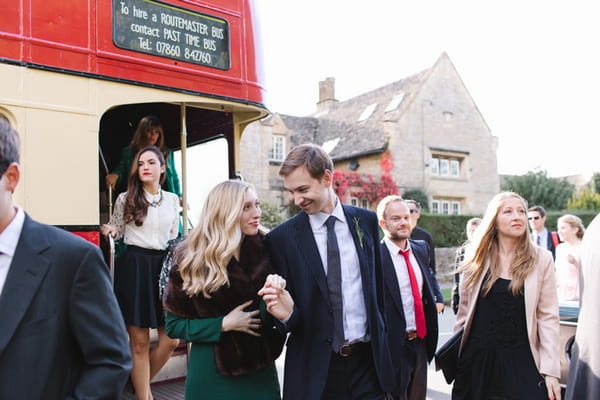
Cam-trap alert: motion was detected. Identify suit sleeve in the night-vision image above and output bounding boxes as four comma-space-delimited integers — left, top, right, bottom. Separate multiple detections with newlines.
265, 231, 299, 332
68, 245, 131, 400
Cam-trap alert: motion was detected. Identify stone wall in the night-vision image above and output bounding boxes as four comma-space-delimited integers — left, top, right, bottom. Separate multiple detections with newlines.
434, 247, 459, 286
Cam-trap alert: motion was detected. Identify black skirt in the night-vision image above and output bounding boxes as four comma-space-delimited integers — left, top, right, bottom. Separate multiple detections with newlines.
114, 245, 166, 328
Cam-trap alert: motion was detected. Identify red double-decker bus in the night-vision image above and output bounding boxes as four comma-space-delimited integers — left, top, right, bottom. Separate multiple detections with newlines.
0, 0, 267, 384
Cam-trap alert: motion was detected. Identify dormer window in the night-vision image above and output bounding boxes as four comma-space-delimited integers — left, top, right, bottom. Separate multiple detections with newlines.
384, 93, 405, 112
358, 103, 377, 122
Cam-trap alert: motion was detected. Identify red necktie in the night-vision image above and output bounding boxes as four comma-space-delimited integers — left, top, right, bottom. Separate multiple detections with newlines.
399, 249, 427, 339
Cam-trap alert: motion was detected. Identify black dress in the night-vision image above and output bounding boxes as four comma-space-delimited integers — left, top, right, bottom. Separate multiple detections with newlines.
452, 278, 547, 400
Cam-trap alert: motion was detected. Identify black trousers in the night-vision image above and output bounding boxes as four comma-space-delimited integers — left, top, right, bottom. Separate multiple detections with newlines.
321, 343, 387, 400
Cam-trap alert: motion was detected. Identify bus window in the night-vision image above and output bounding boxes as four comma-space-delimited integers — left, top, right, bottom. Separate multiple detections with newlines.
173, 137, 229, 229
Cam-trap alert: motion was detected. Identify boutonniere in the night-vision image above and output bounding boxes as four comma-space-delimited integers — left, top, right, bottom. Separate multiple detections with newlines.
353, 217, 365, 248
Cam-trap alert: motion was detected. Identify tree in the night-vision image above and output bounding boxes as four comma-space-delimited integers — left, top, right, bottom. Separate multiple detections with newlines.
568, 188, 600, 210
401, 188, 429, 212
501, 169, 574, 210
591, 172, 600, 194
259, 201, 286, 230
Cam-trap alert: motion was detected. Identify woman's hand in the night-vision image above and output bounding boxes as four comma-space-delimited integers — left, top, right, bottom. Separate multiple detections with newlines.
105, 173, 119, 189
258, 274, 294, 321
544, 375, 561, 400
100, 224, 118, 238
221, 300, 261, 336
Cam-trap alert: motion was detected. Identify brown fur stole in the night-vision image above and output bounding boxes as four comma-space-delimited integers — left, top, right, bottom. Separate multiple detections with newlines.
163, 234, 285, 376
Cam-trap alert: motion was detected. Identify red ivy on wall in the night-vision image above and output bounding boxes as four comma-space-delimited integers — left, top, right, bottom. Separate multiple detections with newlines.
333, 152, 398, 204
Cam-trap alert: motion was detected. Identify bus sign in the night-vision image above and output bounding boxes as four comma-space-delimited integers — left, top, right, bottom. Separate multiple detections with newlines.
112, 0, 230, 70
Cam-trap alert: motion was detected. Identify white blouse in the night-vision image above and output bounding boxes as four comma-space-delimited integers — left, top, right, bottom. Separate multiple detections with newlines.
108, 190, 179, 250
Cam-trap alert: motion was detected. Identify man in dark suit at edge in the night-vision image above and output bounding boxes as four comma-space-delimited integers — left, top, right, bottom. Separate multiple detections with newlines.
377, 196, 439, 400
0, 119, 131, 399
262, 144, 393, 400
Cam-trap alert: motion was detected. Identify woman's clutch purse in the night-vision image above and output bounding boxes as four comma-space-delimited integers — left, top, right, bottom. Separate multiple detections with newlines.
434, 327, 464, 384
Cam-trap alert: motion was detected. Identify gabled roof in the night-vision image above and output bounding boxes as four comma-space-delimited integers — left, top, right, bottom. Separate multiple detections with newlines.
317, 67, 431, 129
280, 115, 386, 161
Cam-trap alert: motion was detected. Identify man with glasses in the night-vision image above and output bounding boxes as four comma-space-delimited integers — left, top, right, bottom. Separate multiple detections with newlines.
405, 200, 444, 313
528, 205, 559, 259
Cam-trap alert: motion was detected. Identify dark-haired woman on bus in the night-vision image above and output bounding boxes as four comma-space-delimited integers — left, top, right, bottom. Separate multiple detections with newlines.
106, 114, 181, 197
101, 145, 180, 400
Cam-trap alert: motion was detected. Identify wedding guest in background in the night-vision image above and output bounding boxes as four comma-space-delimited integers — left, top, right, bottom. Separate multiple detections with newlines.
106, 114, 181, 197
405, 199, 444, 312
555, 214, 585, 302
528, 205, 559, 259
377, 195, 439, 400
451, 217, 482, 314
454, 192, 561, 400
164, 180, 287, 400
566, 213, 600, 399
101, 145, 180, 400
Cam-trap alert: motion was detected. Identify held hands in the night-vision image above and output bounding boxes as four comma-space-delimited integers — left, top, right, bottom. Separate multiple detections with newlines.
544, 375, 561, 400
221, 300, 261, 337
258, 274, 294, 321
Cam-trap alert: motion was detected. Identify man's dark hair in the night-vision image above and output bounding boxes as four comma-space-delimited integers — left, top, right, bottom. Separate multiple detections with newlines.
528, 205, 546, 218
0, 119, 20, 177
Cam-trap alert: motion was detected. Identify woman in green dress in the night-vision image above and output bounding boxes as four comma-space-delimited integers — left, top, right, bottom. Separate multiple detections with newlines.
106, 114, 181, 197
163, 180, 288, 399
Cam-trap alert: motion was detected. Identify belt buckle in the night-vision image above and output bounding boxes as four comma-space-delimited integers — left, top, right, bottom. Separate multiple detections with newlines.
406, 330, 417, 341
338, 344, 353, 357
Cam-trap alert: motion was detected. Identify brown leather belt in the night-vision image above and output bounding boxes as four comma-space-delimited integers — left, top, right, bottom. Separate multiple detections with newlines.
406, 330, 418, 341
337, 341, 368, 357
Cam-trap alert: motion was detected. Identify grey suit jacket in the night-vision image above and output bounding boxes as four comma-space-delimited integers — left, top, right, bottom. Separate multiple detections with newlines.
0, 215, 132, 399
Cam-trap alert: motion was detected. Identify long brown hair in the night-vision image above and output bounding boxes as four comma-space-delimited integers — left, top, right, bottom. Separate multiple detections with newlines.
130, 115, 167, 158
124, 146, 166, 226
461, 191, 538, 296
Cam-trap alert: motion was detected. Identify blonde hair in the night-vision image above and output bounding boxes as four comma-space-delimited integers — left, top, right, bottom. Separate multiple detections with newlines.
557, 214, 586, 239
178, 180, 255, 297
462, 192, 538, 296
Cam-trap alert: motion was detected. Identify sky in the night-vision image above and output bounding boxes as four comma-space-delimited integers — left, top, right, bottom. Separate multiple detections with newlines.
253, 0, 600, 179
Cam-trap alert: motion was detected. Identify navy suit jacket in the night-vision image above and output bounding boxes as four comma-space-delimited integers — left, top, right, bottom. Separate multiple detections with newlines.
380, 239, 439, 396
0, 215, 132, 399
266, 205, 394, 400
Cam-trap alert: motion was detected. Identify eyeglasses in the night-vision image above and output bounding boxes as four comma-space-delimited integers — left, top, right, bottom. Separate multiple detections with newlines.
409, 209, 419, 214
528, 216, 541, 221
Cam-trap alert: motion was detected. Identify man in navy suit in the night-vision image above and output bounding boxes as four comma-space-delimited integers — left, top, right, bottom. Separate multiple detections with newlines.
0, 120, 131, 398
377, 196, 439, 400
264, 144, 393, 400
528, 205, 559, 259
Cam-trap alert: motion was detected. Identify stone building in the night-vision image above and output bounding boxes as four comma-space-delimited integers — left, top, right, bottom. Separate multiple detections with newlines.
240, 53, 500, 214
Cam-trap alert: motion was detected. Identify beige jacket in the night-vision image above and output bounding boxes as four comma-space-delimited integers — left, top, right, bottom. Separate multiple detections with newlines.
454, 247, 561, 378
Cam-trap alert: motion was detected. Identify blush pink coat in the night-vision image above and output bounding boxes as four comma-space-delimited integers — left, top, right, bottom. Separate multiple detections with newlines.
454, 247, 561, 379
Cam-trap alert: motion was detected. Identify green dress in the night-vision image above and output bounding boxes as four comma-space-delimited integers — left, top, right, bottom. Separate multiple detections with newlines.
165, 309, 281, 400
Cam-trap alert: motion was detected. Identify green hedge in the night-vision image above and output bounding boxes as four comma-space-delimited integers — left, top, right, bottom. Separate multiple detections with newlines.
418, 210, 599, 248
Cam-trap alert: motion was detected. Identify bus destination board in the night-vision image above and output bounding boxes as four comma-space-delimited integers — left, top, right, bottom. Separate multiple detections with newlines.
113, 0, 229, 70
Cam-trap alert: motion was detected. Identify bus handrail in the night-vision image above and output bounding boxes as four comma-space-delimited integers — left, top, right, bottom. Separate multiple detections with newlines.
107, 234, 115, 285
98, 144, 113, 219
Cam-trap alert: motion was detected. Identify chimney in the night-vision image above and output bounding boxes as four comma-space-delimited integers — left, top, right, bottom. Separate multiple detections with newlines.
316, 77, 339, 114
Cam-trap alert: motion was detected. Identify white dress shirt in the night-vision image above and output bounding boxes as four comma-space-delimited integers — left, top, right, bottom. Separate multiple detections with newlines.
383, 237, 423, 332
0, 207, 25, 296
308, 199, 368, 343
533, 228, 549, 249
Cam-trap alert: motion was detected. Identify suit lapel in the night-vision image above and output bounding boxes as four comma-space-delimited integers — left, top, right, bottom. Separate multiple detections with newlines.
293, 213, 330, 303
0, 216, 51, 356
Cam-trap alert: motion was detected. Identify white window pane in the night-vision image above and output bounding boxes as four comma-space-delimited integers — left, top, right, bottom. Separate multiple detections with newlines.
431, 158, 439, 175
450, 160, 459, 177
440, 159, 449, 176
